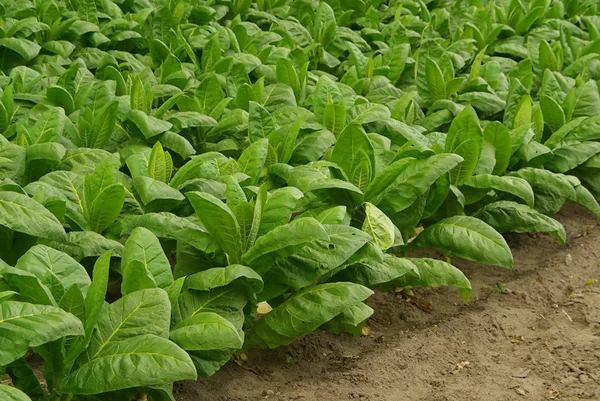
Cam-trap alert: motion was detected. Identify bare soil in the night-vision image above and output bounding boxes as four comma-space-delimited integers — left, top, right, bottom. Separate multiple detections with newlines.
177, 204, 600, 401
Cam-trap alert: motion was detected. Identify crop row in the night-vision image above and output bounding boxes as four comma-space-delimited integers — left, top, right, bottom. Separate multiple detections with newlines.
1, 0, 600, 400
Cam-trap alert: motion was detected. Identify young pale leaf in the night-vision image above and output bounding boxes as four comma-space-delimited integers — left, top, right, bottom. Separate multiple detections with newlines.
362, 202, 395, 250
413, 215, 513, 268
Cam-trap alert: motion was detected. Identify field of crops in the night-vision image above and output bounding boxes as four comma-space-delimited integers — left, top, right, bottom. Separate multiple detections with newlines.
0, 0, 599, 399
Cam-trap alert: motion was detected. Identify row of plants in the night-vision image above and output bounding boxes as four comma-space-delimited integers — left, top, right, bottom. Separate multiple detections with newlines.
2, 0, 600, 399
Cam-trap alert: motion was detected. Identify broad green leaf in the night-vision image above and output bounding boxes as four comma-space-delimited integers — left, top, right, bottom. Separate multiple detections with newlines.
170, 312, 243, 351
127, 110, 172, 139
88, 183, 124, 233
60, 335, 196, 395
323, 102, 346, 136
66, 250, 112, 363
133, 176, 184, 212
15, 245, 90, 298
508, 168, 576, 215
474, 201, 566, 244
246, 282, 373, 348
184, 264, 263, 294
169, 152, 227, 189
413, 215, 513, 268
248, 102, 275, 143
122, 261, 158, 295
0, 191, 66, 241
258, 187, 303, 236
123, 213, 218, 254
0, 38, 41, 61
460, 175, 535, 207
330, 124, 375, 182
396, 258, 472, 302
424, 57, 446, 103
346, 103, 391, 126
0, 301, 83, 365
374, 154, 463, 215
445, 106, 483, 185
87, 288, 170, 359
237, 138, 268, 184
243, 217, 329, 266
187, 192, 242, 264
122, 227, 174, 289
0, 384, 32, 401
545, 142, 600, 173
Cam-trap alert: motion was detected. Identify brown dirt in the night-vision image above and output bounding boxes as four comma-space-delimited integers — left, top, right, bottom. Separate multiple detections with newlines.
176, 204, 600, 401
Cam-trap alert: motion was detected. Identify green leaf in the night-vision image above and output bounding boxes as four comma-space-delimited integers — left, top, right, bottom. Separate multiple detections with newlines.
346, 103, 391, 126
123, 213, 218, 254
15, 245, 91, 299
460, 175, 535, 207
237, 138, 268, 184
87, 288, 171, 359
246, 282, 373, 348
373, 154, 463, 215
0, 383, 34, 401
424, 57, 447, 103
445, 106, 483, 185
396, 258, 472, 302
122, 227, 174, 290
508, 168, 576, 215
545, 142, 600, 173
122, 261, 158, 295
0, 38, 41, 61
133, 176, 184, 212
0, 191, 66, 241
127, 110, 172, 139
0, 301, 83, 365
187, 192, 242, 264
540, 95, 565, 133
362, 202, 395, 250
323, 102, 346, 136
413, 215, 513, 268
474, 201, 566, 244
88, 183, 124, 233
248, 102, 275, 143
184, 264, 263, 294
243, 217, 329, 266
258, 187, 303, 236
170, 312, 244, 351
331, 124, 375, 182
60, 335, 196, 395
